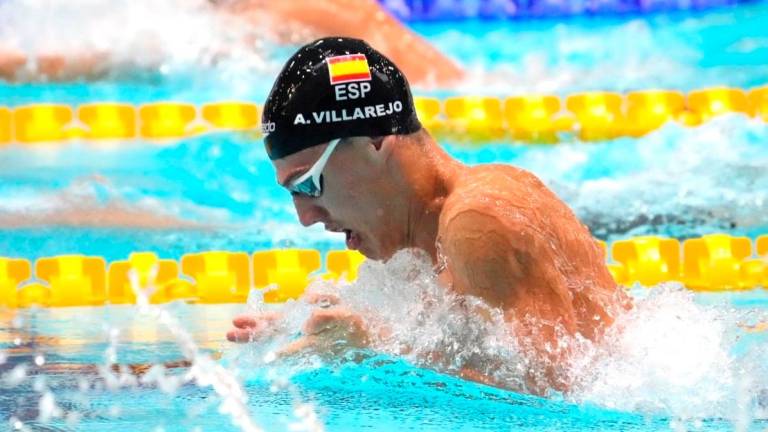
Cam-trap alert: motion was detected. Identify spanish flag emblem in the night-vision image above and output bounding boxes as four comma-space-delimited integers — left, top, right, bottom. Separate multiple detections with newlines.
326, 54, 372, 85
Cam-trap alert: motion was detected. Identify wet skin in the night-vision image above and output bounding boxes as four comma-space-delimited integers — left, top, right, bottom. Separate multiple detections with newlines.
228, 131, 632, 394
0, 0, 462, 86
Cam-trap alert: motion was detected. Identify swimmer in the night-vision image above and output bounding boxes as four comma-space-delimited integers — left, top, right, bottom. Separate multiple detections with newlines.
0, 0, 462, 86
227, 37, 632, 395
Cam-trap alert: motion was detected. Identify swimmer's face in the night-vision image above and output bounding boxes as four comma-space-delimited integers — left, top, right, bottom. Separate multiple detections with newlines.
274, 136, 401, 260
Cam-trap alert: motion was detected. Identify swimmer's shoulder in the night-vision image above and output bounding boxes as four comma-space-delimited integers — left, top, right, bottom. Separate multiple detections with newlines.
440, 165, 537, 234
439, 163, 569, 243
446, 164, 550, 211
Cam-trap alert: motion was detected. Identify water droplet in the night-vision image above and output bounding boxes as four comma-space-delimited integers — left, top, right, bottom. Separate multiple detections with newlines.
277, 238, 296, 249
108, 405, 122, 418
77, 377, 90, 393
11, 316, 23, 328
34, 355, 45, 366
4, 364, 28, 387
65, 411, 82, 427
33, 375, 46, 392
38, 391, 62, 423
263, 351, 277, 363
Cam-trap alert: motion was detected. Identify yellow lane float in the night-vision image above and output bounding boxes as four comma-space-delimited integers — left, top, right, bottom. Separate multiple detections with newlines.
13, 104, 75, 142
413, 97, 443, 133
0, 258, 31, 308
201, 101, 260, 131
683, 234, 755, 290
566, 92, 624, 141
181, 251, 251, 304
1, 235, 766, 309
596, 240, 629, 284
757, 235, 768, 255
625, 90, 685, 136
108, 252, 181, 304
35, 255, 107, 307
139, 102, 199, 139
79, 103, 137, 139
2, 85, 766, 145
611, 236, 682, 286
444, 96, 506, 141
0, 107, 11, 143
504, 95, 568, 143
686, 87, 750, 124
325, 250, 367, 282
748, 86, 768, 121
253, 249, 321, 303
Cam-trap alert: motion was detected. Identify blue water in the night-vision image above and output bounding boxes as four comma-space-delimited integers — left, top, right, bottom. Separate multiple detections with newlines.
380, 0, 759, 20
1, 114, 767, 261
1, 2, 768, 431
411, 1, 768, 95
1, 286, 767, 432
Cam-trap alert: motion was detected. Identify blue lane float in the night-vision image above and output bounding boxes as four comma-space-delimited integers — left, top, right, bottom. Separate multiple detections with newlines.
379, 0, 759, 20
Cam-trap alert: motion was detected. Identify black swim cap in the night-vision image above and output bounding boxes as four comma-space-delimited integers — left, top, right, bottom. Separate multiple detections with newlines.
261, 37, 422, 160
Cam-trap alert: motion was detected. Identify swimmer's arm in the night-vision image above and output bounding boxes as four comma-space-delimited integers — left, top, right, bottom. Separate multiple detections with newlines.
225, 0, 463, 86
439, 208, 568, 393
439, 208, 529, 308
0, 46, 25, 80
0, 45, 110, 82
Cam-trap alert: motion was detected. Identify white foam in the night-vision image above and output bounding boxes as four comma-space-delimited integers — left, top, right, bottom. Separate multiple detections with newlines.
568, 285, 759, 420
0, 0, 278, 82
508, 116, 768, 237
238, 249, 768, 427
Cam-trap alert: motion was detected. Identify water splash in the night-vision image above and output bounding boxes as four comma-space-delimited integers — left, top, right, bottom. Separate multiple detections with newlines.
235, 249, 768, 429
416, 4, 768, 94
569, 285, 768, 426
124, 267, 264, 432
0, 0, 280, 86
449, 116, 768, 239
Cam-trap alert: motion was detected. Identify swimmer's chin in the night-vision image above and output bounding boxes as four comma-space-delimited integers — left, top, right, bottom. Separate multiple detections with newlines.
364, 246, 432, 265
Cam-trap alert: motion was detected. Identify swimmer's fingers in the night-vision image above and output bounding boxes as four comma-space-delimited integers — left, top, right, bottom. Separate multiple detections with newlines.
226, 327, 273, 343
275, 335, 319, 357
304, 292, 341, 307
232, 311, 281, 329
228, 312, 283, 343
301, 307, 369, 350
227, 328, 254, 343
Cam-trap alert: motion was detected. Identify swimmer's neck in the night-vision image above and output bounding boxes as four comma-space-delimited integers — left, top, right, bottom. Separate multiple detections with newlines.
389, 135, 462, 263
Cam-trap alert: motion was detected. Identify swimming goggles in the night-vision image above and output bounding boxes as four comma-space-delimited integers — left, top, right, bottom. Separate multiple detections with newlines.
286, 138, 341, 198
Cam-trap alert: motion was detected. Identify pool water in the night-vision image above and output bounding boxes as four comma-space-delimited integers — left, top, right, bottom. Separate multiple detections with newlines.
2, 271, 768, 431
1, 1, 768, 430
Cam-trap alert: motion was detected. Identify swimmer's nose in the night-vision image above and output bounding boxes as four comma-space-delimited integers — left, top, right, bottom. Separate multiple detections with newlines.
292, 195, 328, 227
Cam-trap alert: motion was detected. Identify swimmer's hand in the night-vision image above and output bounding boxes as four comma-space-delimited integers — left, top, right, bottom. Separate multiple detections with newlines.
227, 293, 368, 355
227, 295, 369, 358
277, 306, 369, 357
226, 292, 339, 342
226, 310, 283, 343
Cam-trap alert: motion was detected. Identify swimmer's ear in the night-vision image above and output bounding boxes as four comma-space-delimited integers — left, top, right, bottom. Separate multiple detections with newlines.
369, 136, 385, 151
370, 135, 400, 152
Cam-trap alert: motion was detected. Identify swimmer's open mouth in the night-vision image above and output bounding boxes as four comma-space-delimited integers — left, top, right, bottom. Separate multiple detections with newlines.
324, 225, 361, 250
344, 229, 361, 250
